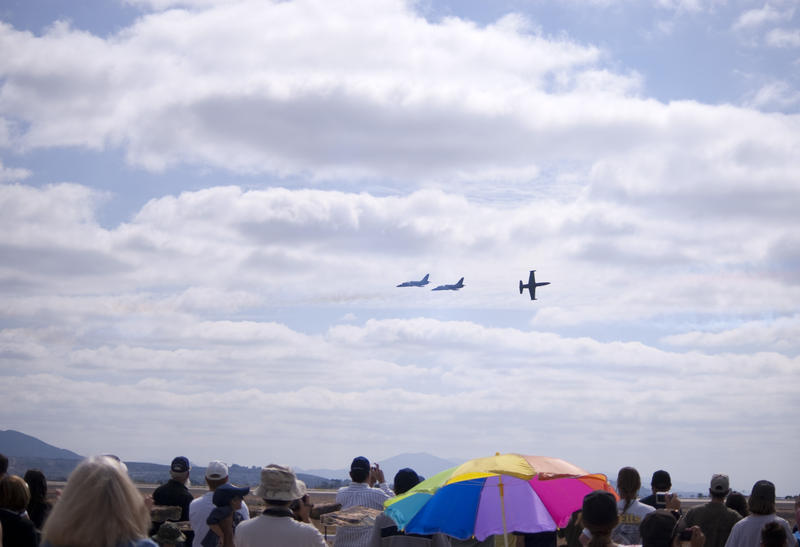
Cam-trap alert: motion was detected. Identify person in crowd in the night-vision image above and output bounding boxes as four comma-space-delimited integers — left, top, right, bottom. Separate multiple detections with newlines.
334, 456, 394, 547
151, 522, 186, 547
676, 474, 741, 547
640, 471, 682, 521
641, 510, 704, 547
24, 469, 53, 531
791, 499, 799, 547
0, 474, 38, 547
189, 461, 249, 547
723, 481, 793, 547
203, 482, 250, 547
581, 490, 622, 547
233, 464, 326, 547
289, 485, 313, 524
151, 457, 194, 543
726, 494, 749, 519
613, 467, 655, 545
0, 454, 7, 480
369, 467, 449, 547
762, 522, 788, 547
40, 455, 157, 547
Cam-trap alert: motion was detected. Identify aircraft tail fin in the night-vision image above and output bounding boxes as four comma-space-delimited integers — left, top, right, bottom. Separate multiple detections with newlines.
422, 274, 429, 282
456, 277, 464, 287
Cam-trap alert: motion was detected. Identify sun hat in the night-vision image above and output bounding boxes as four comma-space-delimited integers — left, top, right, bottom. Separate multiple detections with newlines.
171, 457, 190, 473
151, 522, 186, 544
351, 456, 370, 471
212, 483, 250, 507
205, 460, 229, 480
253, 464, 307, 501
710, 474, 730, 495
582, 490, 618, 527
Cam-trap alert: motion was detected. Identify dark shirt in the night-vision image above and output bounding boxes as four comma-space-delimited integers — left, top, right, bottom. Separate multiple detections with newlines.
152, 479, 194, 521
679, 501, 741, 547
27, 498, 52, 530
0, 508, 39, 547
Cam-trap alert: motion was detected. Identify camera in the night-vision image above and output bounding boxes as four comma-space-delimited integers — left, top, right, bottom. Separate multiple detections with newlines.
656, 492, 668, 504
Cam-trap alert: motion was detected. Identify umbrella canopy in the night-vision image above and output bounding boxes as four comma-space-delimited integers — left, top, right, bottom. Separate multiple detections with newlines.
384, 453, 617, 542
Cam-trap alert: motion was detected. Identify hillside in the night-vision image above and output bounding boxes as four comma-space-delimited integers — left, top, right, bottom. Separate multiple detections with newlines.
0, 430, 82, 459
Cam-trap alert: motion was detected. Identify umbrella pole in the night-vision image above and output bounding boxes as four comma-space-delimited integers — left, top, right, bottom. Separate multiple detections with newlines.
499, 475, 509, 547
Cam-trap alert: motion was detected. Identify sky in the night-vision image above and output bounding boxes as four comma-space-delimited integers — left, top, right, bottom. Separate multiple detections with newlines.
0, 0, 799, 495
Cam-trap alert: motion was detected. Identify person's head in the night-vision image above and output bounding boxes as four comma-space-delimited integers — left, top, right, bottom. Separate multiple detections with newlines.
349, 456, 371, 483
0, 475, 31, 512
651, 470, 672, 493
0, 453, 8, 477
617, 467, 642, 502
794, 497, 800, 524
169, 456, 190, 486
583, 490, 619, 547
42, 455, 151, 547
709, 474, 730, 500
204, 460, 229, 490
748, 480, 776, 515
253, 464, 306, 508
760, 521, 787, 547
212, 482, 250, 511
640, 510, 678, 547
150, 521, 186, 547
393, 468, 421, 495
726, 491, 749, 517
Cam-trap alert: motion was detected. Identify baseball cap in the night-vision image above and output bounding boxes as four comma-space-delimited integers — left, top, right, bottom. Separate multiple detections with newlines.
351, 456, 370, 472
205, 460, 229, 480
171, 456, 190, 473
393, 468, 421, 495
710, 474, 729, 495
212, 482, 251, 507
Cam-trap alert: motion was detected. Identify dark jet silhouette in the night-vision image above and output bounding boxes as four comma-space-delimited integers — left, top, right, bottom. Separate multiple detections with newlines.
432, 277, 464, 291
397, 274, 430, 287
519, 270, 550, 300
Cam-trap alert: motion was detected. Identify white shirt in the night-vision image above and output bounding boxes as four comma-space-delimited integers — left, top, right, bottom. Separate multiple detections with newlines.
724, 514, 794, 547
334, 482, 394, 547
234, 514, 327, 547
613, 499, 655, 545
189, 491, 250, 547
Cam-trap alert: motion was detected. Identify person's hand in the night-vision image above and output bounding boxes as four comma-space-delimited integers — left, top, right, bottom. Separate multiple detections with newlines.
144, 494, 154, 511
372, 464, 385, 484
579, 531, 591, 547
666, 493, 682, 511
689, 525, 705, 547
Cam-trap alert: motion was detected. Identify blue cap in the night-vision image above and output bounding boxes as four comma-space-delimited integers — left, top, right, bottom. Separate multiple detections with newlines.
212, 483, 250, 507
351, 456, 370, 471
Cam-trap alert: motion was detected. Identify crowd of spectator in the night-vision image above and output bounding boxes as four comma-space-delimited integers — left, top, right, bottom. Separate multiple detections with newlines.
0, 452, 797, 547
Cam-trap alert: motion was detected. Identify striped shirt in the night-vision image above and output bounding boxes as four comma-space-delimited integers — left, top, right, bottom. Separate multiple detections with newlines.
334, 482, 394, 547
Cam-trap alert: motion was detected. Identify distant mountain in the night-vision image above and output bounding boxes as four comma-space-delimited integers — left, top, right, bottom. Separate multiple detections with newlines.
0, 430, 82, 460
298, 452, 459, 483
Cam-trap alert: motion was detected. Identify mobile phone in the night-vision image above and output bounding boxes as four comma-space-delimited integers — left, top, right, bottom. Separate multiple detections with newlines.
679, 529, 693, 541
656, 492, 666, 504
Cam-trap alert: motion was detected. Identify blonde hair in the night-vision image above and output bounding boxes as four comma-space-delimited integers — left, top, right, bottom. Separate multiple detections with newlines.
42, 455, 151, 547
0, 475, 31, 512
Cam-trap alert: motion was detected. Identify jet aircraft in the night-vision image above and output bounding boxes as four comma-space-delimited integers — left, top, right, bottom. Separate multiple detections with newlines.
397, 274, 430, 287
519, 270, 550, 300
432, 277, 464, 291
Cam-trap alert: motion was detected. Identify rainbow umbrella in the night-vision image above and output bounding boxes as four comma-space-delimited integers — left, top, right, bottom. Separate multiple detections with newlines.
384, 453, 617, 546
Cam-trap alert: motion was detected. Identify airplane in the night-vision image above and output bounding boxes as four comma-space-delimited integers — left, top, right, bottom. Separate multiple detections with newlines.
519, 270, 550, 300
432, 277, 464, 291
397, 274, 430, 287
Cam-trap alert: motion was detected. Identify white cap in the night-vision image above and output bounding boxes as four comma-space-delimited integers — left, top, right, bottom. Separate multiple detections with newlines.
205, 460, 229, 480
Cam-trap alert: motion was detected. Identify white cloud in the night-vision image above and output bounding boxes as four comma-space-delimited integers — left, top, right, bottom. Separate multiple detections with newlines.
745, 80, 800, 110
0, 160, 31, 182
765, 27, 800, 47
661, 315, 800, 353
732, 5, 792, 31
